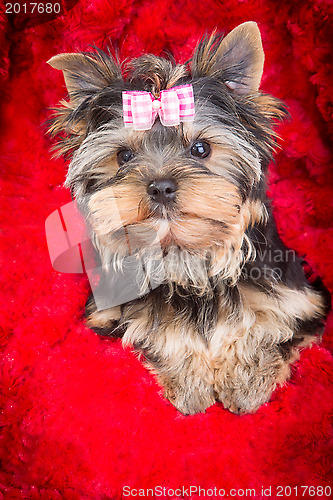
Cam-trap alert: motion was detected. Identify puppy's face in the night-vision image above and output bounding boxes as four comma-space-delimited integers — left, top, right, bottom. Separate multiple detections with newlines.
48, 22, 286, 273
74, 114, 252, 257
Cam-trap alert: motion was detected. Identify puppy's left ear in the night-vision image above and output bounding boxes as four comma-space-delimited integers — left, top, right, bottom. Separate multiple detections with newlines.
191, 22, 264, 94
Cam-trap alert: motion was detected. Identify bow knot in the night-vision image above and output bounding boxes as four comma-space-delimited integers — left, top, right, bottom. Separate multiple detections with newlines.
122, 84, 195, 131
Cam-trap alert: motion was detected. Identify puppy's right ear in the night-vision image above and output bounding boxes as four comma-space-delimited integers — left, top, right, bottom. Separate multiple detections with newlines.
47, 50, 123, 101
47, 49, 123, 157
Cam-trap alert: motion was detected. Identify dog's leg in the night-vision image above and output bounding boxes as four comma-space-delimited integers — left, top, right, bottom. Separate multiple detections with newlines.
122, 304, 216, 415
213, 341, 294, 414
212, 284, 325, 414
85, 292, 122, 336
158, 349, 216, 415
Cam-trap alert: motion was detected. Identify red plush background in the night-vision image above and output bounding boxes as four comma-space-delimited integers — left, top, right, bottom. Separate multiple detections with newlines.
1, 0, 333, 498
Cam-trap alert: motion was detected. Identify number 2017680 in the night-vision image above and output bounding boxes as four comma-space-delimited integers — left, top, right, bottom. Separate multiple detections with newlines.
6, 3, 61, 14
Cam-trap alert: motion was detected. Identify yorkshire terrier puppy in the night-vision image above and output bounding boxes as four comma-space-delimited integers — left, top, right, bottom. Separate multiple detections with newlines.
48, 22, 328, 415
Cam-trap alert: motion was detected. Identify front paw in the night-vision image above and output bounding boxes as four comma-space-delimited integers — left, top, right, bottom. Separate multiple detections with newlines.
165, 385, 215, 415
216, 387, 242, 415
216, 383, 273, 415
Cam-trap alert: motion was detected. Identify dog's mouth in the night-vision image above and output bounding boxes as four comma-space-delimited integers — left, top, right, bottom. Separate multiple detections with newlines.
134, 211, 232, 251
149, 203, 171, 220
88, 182, 243, 254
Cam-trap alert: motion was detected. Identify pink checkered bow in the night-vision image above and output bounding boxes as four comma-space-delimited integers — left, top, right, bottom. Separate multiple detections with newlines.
122, 84, 195, 131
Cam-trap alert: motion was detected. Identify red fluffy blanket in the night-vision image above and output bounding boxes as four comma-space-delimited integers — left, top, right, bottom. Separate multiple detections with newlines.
1, 1, 333, 498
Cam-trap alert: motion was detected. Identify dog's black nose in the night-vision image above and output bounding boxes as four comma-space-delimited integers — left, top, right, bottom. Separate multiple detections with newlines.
147, 179, 177, 204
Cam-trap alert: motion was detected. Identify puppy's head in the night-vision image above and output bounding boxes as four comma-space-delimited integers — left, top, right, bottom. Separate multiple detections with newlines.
48, 22, 286, 283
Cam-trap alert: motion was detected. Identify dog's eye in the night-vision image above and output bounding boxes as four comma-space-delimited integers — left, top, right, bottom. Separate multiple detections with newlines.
190, 141, 211, 159
117, 149, 134, 166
